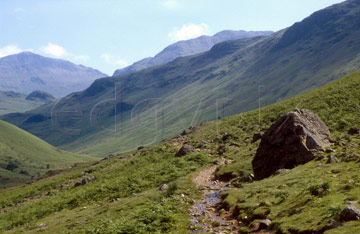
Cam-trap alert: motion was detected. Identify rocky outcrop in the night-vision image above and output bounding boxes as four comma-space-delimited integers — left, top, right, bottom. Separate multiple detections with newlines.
158, 184, 169, 191
252, 109, 331, 180
340, 206, 360, 221
348, 127, 359, 135
74, 176, 96, 187
175, 144, 196, 157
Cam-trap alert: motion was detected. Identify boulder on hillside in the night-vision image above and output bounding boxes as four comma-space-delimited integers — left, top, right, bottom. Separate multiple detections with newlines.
158, 184, 169, 191
348, 127, 359, 135
74, 176, 96, 187
252, 109, 331, 180
175, 144, 196, 157
252, 132, 264, 143
340, 206, 360, 221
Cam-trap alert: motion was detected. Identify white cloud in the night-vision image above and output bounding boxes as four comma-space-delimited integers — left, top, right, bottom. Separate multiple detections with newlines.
168, 23, 209, 42
0, 43, 89, 65
0, 45, 33, 58
101, 53, 129, 68
161, 0, 180, 9
40, 43, 67, 57
39, 43, 89, 61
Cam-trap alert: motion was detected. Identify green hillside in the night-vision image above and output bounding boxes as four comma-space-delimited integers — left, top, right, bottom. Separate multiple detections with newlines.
3, 0, 360, 156
0, 120, 97, 188
0, 69, 359, 233
0, 91, 49, 115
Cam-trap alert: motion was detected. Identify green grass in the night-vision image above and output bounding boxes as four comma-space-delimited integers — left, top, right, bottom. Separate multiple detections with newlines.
0, 144, 212, 233
0, 91, 47, 115
0, 120, 96, 188
0, 70, 359, 233
4, 0, 360, 156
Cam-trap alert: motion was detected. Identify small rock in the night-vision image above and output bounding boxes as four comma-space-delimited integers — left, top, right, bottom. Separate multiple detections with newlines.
340, 206, 360, 221
222, 133, 232, 141
343, 154, 360, 162
316, 155, 326, 161
137, 146, 145, 150
38, 223, 48, 230
102, 154, 115, 160
159, 184, 169, 191
326, 154, 340, 164
252, 132, 264, 143
74, 176, 96, 187
336, 141, 346, 147
348, 127, 360, 135
131, 193, 137, 197
258, 219, 272, 230
273, 169, 289, 175
325, 219, 342, 229
225, 159, 233, 165
175, 144, 196, 157
214, 160, 222, 165
325, 149, 336, 153
345, 201, 358, 205
19, 170, 30, 176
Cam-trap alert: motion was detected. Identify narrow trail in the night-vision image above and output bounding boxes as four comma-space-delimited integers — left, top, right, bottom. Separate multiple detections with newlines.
189, 164, 240, 233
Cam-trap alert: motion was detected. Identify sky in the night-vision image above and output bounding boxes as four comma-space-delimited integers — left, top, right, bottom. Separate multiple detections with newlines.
0, 0, 344, 75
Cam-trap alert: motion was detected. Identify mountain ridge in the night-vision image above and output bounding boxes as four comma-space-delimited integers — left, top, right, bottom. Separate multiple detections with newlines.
0, 52, 107, 97
113, 30, 273, 76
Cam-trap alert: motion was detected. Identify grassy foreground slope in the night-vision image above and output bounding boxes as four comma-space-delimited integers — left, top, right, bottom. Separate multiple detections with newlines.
0, 70, 359, 233
0, 120, 96, 188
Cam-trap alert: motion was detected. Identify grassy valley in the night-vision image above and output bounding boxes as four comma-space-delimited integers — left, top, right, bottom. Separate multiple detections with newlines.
0, 91, 51, 115
0, 68, 359, 233
0, 120, 96, 188
3, 0, 360, 157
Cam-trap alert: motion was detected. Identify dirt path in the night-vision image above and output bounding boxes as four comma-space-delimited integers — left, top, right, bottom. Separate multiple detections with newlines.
189, 163, 240, 233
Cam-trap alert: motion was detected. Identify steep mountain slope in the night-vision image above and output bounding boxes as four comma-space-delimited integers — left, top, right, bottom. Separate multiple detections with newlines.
0, 120, 96, 188
113, 30, 273, 76
0, 91, 52, 115
0, 69, 359, 233
0, 52, 107, 97
3, 0, 360, 156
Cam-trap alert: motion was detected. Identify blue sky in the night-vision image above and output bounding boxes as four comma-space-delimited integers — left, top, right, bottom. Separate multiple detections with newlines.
1, 0, 344, 75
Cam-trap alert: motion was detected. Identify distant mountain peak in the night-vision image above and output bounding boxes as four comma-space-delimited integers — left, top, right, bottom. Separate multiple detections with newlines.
0, 52, 107, 97
113, 29, 273, 76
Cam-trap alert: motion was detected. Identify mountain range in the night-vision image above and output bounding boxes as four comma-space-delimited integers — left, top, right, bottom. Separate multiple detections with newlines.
0, 52, 107, 97
113, 30, 273, 76
2, 1, 360, 232
1, 64, 359, 233
3, 0, 360, 157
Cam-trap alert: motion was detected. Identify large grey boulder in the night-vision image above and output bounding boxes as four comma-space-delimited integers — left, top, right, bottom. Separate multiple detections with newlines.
252, 109, 331, 180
